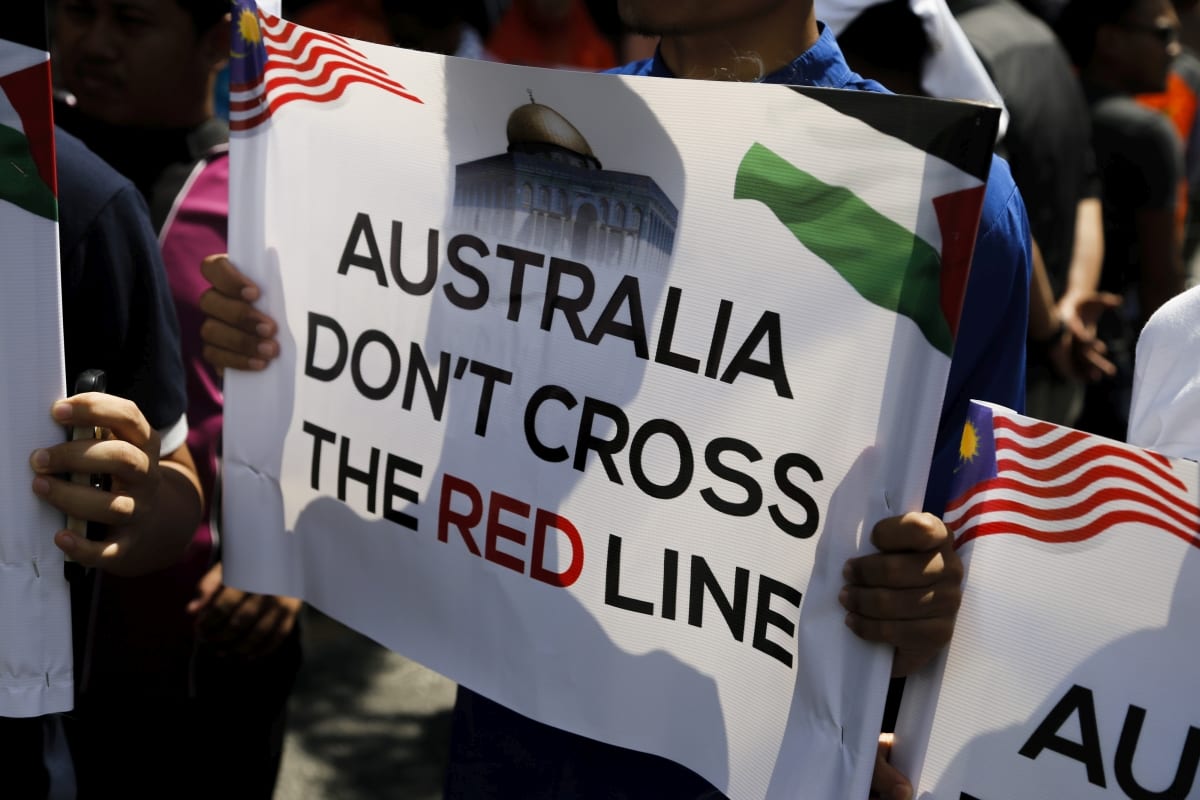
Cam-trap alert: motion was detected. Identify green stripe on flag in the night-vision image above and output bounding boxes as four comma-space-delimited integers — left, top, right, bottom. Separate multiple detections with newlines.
734, 142, 951, 355
0, 123, 56, 221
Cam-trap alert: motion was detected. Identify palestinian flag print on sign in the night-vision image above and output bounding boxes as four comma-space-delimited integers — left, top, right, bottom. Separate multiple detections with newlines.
0, 20, 56, 221
736, 89, 994, 357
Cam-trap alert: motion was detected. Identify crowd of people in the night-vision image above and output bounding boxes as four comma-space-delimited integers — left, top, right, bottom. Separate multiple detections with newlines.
7, 0, 1198, 798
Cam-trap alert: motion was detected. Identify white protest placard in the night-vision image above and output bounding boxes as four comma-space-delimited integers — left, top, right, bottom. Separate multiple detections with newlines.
894, 401, 1200, 799
221, 3, 1000, 796
0, 9, 71, 717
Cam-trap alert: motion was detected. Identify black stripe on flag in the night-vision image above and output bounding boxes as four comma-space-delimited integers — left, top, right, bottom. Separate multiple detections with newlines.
789, 86, 998, 183
0, 4, 49, 52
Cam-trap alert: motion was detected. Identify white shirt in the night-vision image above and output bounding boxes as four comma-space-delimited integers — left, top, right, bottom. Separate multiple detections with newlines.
1128, 285, 1200, 459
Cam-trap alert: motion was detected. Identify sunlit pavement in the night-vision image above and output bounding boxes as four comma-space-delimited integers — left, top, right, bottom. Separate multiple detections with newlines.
274, 610, 457, 800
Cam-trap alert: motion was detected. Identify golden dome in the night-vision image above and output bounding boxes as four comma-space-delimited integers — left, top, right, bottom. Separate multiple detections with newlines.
506, 102, 596, 159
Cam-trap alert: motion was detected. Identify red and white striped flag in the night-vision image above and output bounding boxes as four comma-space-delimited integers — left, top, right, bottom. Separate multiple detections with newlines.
228, 0, 422, 133
944, 402, 1200, 551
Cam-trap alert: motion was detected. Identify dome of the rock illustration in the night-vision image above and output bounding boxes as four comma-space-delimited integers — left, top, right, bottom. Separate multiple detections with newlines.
506, 101, 601, 169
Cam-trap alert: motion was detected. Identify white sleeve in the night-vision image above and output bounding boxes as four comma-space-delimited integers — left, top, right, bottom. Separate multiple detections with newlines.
157, 412, 189, 456
1128, 286, 1200, 460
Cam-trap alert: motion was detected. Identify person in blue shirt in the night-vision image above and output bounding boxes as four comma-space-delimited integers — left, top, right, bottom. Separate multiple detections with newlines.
198, 1, 1030, 797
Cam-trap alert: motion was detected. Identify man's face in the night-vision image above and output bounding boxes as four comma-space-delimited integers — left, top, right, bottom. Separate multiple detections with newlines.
617, 0, 791, 36
55, 0, 218, 127
1110, 0, 1182, 93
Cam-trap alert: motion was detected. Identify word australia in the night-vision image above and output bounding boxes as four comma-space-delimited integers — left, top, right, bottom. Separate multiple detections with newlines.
338, 214, 795, 400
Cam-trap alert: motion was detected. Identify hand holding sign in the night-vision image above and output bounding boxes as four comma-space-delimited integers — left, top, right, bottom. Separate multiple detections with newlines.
840, 511, 963, 677
188, 562, 302, 658
199, 254, 278, 373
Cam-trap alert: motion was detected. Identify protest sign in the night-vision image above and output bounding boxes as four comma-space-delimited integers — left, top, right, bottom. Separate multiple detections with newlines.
0, 6, 70, 716
221, 3, 999, 796
894, 401, 1200, 799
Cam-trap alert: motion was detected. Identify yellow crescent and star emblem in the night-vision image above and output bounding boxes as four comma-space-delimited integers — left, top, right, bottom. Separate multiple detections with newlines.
959, 419, 980, 465
237, 7, 261, 51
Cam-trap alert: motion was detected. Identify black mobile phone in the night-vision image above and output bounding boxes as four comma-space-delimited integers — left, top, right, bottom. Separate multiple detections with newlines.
66, 369, 109, 541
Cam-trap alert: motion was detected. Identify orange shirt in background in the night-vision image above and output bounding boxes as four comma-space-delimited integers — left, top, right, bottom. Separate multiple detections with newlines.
1139, 69, 1199, 239
487, 0, 616, 71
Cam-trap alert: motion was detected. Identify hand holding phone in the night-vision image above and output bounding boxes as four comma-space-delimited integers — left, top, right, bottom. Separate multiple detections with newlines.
31, 386, 178, 575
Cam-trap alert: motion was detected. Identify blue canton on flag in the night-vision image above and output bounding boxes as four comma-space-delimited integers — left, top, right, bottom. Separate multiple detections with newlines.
949, 401, 998, 504
230, 0, 267, 90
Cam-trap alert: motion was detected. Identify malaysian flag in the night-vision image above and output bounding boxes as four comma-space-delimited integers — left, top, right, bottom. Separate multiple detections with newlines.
228, 0, 422, 133
944, 402, 1200, 550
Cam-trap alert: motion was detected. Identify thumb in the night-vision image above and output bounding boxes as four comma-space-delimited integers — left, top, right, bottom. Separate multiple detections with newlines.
55, 530, 126, 575
871, 512, 949, 553
872, 733, 913, 800
187, 563, 225, 614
